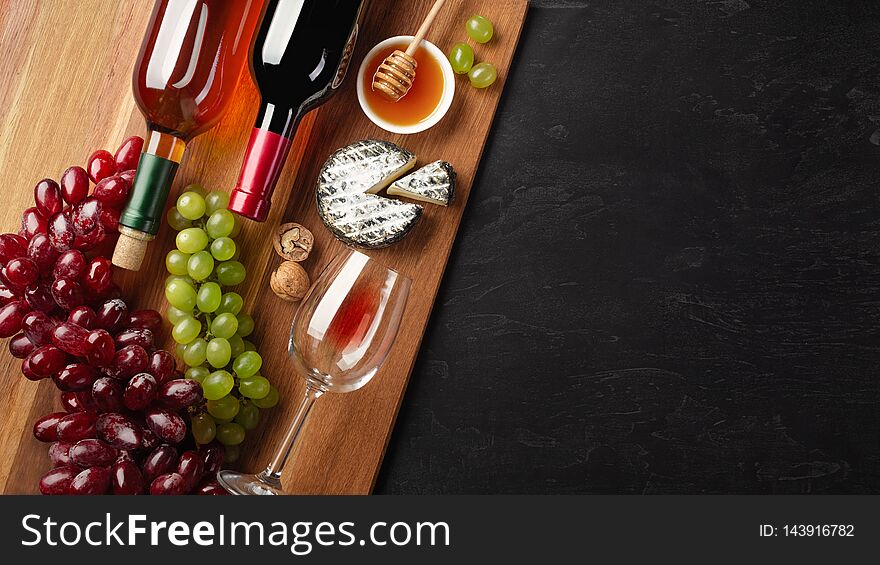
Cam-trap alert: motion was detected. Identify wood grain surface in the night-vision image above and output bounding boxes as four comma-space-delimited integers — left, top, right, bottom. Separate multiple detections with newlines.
0, 0, 527, 494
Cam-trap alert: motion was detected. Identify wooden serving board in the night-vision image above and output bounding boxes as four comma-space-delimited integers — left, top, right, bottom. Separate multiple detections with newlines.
0, 0, 527, 494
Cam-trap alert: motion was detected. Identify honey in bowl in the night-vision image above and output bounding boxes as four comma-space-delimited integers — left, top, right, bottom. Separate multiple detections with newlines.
362, 40, 446, 127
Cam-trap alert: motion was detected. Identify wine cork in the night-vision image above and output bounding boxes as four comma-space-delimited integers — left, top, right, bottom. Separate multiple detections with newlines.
112, 227, 153, 271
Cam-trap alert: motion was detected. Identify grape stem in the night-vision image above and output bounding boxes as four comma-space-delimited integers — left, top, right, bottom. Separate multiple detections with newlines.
256, 383, 323, 488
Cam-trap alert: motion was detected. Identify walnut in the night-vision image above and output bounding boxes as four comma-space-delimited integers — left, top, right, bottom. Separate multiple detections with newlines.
273, 222, 313, 262
270, 261, 310, 302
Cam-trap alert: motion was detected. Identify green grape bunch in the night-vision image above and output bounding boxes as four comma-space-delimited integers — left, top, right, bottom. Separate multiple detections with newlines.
164, 185, 279, 464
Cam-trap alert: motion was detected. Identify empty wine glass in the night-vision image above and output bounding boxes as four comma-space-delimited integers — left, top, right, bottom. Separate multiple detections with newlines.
217, 248, 411, 495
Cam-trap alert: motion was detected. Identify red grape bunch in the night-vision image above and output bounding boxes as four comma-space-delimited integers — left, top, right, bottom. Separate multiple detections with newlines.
0, 136, 227, 495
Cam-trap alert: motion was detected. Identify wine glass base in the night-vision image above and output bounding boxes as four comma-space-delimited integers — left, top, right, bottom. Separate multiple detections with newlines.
217, 470, 285, 495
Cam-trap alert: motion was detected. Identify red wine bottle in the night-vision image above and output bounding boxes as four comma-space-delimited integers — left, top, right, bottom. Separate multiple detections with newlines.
229, 0, 368, 222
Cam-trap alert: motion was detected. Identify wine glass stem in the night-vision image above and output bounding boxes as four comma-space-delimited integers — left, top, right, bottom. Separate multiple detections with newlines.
258, 384, 323, 488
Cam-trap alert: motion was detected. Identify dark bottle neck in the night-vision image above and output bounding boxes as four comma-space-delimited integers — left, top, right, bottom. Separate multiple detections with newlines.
256, 100, 305, 139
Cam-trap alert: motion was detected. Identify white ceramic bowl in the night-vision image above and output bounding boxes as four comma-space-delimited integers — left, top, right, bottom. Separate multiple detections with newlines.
357, 35, 455, 135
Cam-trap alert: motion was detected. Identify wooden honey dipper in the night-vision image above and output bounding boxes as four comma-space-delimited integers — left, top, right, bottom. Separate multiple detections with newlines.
372, 0, 448, 102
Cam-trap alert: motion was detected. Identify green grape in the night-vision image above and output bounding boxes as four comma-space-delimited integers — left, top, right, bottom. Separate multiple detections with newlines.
252, 386, 279, 409
165, 279, 197, 310
165, 274, 194, 287
183, 183, 207, 198
186, 366, 210, 383
239, 375, 270, 399
211, 313, 239, 339
166, 207, 192, 231
243, 340, 257, 352
213, 417, 233, 425
228, 334, 245, 358
448, 42, 474, 74
230, 245, 242, 261
176, 191, 206, 221
210, 237, 236, 261
206, 209, 235, 239
233, 351, 262, 378
166, 306, 189, 325
205, 191, 230, 214
216, 422, 246, 446
234, 403, 260, 431
215, 261, 246, 286
172, 316, 201, 345
206, 338, 232, 368
191, 412, 217, 444
187, 251, 214, 281
175, 343, 187, 358
224, 444, 240, 463
468, 62, 497, 88
229, 216, 242, 238
183, 338, 208, 367
466, 14, 494, 43
176, 227, 209, 254
165, 250, 191, 276
203, 370, 235, 400
207, 394, 240, 420
217, 292, 243, 315
197, 282, 222, 313
236, 313, 255, 337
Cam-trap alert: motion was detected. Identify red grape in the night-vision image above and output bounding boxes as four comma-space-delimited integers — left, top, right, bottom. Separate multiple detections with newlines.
86, 150, 117, 183
72, 197, 101, 236
0, 233, 28, 264
27, 233, 59, 272
51, 321, 89, 356
118, 169, 136, 185
70, 466, 111, 495
95, 298, 129, 332
40, 465, 79, 495
70, 439, 117, 467
150, 472, 187, 495
51, 278, 85, 310
93, 176, 131, 209
48, 212, 74, 251
201, 445, 224, 475
99, 207, 121, 233
143, 445, 178, 483
111, 344, 148, 380
60, 391, 95, 413
21, 357, 43, 381
148, 350, 176, 385
91, 377, 124, 412
140, 426, 160, 451
56, 411, 97, 442
34, 178, 63, 217
0, 299, 30, 338
54, 363, 98, 392
96, 412, 143, 450
20, 207, 48, 240
176, 450, 204, 490
111, 459, 145, 495
73, 223, 106, 252
124, 373, 157, 410
27, 345, 67, 377
53, 249, 86, 280
115, 327, 154, 350
114, 136, 144, 171
68, 305, 97, 329
25, 282, 55, 312
145, 408, 186, 444
83, 257, 113, 295
195, 480, 229, 495
48, 441, 73, 467
60, 166, 89, 205
21, 310, 57, 345
0, 285, 16, 305
34, 412, 68, 442
9, 332, 35, 358
129, 309, 162, 332
158, 379, 203, 410
5, 257, 38, 287
84, 328, 114, 366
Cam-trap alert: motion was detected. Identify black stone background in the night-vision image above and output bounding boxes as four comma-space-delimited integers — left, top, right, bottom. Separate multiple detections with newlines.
374, 0, 880, 494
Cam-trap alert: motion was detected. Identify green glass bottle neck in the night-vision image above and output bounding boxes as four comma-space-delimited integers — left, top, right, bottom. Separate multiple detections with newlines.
119, 130, 185, 235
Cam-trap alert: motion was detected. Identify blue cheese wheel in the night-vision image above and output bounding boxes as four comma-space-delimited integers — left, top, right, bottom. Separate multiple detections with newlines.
316, 140, 422, 248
